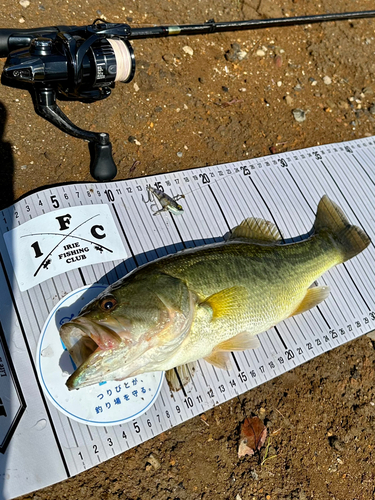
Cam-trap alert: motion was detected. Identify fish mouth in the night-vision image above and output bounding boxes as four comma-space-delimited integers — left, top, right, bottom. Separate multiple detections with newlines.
61, 320, 152, 391
60, 316, 131, 371
60, 319, 133, 391
60, 322, 97, 368
60, 312, 164, 391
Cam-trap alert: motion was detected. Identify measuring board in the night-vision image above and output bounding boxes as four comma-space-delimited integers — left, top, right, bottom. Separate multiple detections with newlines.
1, 136, 375, 500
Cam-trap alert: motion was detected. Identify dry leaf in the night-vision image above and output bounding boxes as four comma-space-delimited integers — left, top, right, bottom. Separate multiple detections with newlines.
238, 416, 267, 458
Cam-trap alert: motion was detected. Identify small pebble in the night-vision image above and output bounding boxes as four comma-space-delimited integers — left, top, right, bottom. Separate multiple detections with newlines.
19, 0, 30, 7
146, 454, 161, 470
177, 151, 183, 157
277, 81, 282, 87
274, 55, 282, 68
133, 83, 139, 92
294, 83, 302, 91
162, 53, 174, 63
292, 108, 306, 122
225, 43, 247, 63
338, 100, 349, 109
323, 75, 332, 85
18, 16, 25, 23
128, 136, 141, 146
183, 46, 194, 56
250, 469, 259, 480
309, 77, 318, 86
236, 50, 248, 61
256, 49, 266, 57
369, 104, 375, 115
285, 95, 293, 105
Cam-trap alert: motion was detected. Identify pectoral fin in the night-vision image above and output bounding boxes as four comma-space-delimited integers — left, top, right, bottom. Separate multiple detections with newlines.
290, 286, 330, 317
201, 286, 248, 320
215, 332, 260, 352
204, 351, 231, 370
229, 217, 283, 243
166, 362, 196, 391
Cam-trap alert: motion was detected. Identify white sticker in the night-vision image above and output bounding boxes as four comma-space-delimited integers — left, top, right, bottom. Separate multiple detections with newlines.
36, 285, 164, 427
3, 205, 127, 291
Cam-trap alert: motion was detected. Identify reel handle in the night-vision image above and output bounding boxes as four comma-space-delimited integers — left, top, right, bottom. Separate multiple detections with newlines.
34, 87, 117, 181
89, 141, 117, 181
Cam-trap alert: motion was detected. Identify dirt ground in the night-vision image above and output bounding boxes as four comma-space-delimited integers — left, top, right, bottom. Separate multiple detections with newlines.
0, 0, 374, 498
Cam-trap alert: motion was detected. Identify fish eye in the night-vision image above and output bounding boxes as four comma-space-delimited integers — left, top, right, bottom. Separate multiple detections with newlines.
99, 296, 117, 311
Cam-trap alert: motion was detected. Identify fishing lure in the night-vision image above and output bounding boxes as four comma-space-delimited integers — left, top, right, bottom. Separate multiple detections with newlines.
146, 185, 185, 215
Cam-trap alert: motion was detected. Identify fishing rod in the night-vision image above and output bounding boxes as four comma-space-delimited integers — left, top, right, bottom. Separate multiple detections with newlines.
1, 10, 374, 181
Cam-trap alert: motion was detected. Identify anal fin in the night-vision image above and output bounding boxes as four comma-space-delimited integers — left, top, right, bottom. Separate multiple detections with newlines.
215, 332, 260, 352
204, 351, 231, 370
290, 286, 330, 317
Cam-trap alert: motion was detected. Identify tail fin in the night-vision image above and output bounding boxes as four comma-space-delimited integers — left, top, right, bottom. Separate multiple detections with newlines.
314, 195, 371, 262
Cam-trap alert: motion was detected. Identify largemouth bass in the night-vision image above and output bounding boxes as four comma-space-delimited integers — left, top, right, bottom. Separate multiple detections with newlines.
60, 195, 370, 391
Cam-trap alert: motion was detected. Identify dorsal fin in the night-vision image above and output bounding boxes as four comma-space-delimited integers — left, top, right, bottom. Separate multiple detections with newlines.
229, 217, 283, 243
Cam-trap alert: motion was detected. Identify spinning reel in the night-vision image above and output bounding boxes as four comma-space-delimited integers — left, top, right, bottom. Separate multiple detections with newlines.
0, 10, 374, 181
1, 21, 136, 180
